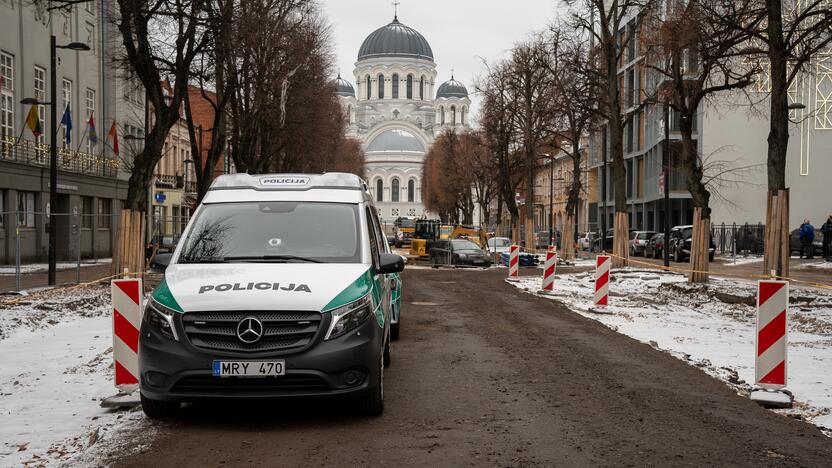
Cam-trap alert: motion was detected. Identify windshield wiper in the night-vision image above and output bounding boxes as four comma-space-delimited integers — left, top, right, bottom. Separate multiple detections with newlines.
179, 257, 230, 264
221, 255, 324, 263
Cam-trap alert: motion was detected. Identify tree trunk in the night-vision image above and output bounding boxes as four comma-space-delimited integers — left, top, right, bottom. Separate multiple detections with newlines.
763, 0, 790, 277
680, 117, 711, 283
605, 38, 629, 267
562, 214, 575, 261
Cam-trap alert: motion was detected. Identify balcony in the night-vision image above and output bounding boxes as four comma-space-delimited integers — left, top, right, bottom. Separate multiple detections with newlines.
1, 136, 120, 178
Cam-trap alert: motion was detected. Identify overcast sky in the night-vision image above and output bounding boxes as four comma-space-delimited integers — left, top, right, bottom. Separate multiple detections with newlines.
320, 0, 560, 124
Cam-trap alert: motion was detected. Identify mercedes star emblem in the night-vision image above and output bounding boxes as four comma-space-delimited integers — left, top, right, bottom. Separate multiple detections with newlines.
236, 317, 264, 344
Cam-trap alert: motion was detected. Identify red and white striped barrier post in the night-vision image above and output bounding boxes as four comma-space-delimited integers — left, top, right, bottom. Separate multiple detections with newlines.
540, 247, 558, 293
507, 245, 520, 281
111, 278, 143, 393
592, 255, 611, 309
751, 280, 793, 407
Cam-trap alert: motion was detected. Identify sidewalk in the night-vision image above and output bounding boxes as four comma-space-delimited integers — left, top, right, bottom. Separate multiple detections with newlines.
0, 264, 114, 293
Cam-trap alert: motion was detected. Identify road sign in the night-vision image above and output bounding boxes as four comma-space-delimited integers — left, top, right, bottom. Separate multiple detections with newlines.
658, 173, 665, 193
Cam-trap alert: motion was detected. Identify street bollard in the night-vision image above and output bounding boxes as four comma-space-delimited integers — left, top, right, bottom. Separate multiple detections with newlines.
750, 280, 793, 408
507, 245, 520, 281
539, 247, 558, 294
589, 255, 611, 314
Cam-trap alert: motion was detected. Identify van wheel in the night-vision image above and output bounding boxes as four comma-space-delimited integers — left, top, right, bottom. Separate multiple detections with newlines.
358, 352, 384, 416
141, 393, 179, 419
391, 322, 400, 341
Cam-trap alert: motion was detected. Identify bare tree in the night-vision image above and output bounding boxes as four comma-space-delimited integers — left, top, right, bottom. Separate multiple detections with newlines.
711, 0, 832, 277
642, 0, 762, 282
570, 0, 653, 265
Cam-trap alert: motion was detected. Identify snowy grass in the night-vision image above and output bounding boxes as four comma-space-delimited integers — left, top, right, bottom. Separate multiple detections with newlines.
0, 285, 149, 466
0, 259, 112, 275
795, 261, 832, 271
506, 268, 832, 434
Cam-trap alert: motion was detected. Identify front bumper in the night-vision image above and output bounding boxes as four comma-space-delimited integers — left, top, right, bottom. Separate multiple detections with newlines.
139, 311, 382, 402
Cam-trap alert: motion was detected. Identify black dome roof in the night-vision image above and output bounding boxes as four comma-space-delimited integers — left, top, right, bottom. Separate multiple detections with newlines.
436, 77, 468, 99
331, 74, 355, 97
358, 18, 433, 61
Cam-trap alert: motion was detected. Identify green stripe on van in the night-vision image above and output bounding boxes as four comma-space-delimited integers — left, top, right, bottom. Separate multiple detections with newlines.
323, 267, 373, 312
152, 277, 184, 313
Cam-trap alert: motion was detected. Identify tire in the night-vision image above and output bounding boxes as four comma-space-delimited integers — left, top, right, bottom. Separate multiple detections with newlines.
140, 393, 179, 420
358, 351, 384, 416
391, 322, 400, 341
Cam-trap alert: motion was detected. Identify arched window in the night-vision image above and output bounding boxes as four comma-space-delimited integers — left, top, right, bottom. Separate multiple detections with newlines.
377, 74, 385, 99
461, 106, 465, 125
392, 74, 399, 99
375, 179, 383, 202
346, 105, 351, 123
451, 105, 457, 125
440, 107, 445, 125
391, 178, 400, 202
406, 75, 413, 99
366, 75, 371, 99
419, 76, 425, 100
408, 179, 415, 202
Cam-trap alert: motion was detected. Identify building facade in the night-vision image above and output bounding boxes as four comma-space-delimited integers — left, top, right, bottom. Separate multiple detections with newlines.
0, 0, 129, 262
333, 14, 471, 223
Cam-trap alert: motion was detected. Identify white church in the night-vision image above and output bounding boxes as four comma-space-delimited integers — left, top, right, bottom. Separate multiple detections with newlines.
332, 13, 471, 223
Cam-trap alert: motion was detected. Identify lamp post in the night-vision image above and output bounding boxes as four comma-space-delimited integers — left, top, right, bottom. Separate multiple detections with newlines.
23, 37, 89, 285
662, 101, 670, 268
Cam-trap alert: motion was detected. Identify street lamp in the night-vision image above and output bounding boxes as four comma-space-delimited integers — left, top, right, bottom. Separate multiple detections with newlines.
24, 37, 90, 285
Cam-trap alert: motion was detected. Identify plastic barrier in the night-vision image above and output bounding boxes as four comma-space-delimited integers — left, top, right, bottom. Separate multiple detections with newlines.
508, 245, 520, 280
755, 280, 789, 388
111, 278, 143, 392
541, 247, 558, 293
594, 255, 611, 306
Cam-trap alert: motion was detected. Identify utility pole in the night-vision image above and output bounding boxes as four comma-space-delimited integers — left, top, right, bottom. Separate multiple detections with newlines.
549, 155, 554, 246
663, 101, 671, 268
48, 35, 58, 285
601, 127, 607, 252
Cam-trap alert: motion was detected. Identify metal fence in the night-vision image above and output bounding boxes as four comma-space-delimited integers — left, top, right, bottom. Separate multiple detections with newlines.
1, 136, 120, 178
710, 222, 766, 256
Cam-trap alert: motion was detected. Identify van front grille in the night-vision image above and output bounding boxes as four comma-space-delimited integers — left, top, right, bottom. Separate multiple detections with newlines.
182, 311, 322, 353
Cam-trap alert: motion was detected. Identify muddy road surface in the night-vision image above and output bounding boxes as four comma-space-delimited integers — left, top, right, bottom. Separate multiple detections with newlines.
112, 268, 830, 467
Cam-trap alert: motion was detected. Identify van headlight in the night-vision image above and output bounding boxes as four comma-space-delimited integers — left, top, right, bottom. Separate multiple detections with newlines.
145, 298, 179, 341
325, 294, 373, 340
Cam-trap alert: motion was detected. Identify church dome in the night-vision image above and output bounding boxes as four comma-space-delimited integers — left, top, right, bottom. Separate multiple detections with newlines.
358, 17, 434, 61
436, 76, 468, 99
367, 128, 425, 153
331, 74, 355, 97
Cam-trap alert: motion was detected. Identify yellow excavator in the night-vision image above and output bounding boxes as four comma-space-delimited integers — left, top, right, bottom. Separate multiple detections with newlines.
410, 220, 488, 257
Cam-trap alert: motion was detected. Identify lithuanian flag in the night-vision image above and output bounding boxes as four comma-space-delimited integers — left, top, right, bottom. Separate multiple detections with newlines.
26, 105, 43, 137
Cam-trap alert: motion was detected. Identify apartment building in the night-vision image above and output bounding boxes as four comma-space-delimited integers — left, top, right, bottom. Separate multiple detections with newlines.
0, 0, 130, 262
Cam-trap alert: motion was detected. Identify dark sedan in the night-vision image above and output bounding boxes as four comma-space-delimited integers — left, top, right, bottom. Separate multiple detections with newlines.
668, 225, 716, 262
429, 239, 492, 268
645, 233, 665, 259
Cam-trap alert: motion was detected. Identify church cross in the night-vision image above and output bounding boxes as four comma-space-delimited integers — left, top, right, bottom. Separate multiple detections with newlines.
392, 1, 400, 19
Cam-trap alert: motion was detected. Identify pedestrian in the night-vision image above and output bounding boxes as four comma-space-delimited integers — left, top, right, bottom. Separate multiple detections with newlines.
821, 214, 832, 261
799, 219, 815, 259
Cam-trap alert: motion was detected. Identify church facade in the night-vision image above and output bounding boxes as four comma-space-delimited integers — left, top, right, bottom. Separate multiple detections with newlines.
332, 15, 470, 223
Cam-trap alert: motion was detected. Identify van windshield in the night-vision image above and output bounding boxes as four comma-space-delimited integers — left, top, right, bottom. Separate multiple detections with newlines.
179, 202, 361, 264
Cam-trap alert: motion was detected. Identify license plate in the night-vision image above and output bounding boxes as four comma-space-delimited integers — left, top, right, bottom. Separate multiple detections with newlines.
212, 360, 285, 377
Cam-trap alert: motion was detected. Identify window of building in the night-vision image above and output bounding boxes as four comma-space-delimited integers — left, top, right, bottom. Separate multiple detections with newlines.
82, 196, 93, 228
17, 191, 35, 227
375, 179, 383, 202
408, 179, 415, 202
377, 74, 385, 99
419, 76, 424, 100
366, 75, 371, 99
391, 178, 400, 202
34, 65, 46, 144
346, 104, 351, 123
98, 198, 111, 228
461, 106, 465, 125
451, 105, 456, 125
391, 73, 399, 99
0, 51, 13, 139
85, 22, 95, 53
406, 75, 413, 99
440, 107, 445, 125
85, 88, 95, 153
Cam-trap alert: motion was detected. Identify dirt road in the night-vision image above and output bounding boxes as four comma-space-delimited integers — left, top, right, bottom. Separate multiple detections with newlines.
111, 268, 830, 467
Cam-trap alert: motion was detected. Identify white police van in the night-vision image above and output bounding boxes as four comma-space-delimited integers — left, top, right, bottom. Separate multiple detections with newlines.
140, 173, 404, 417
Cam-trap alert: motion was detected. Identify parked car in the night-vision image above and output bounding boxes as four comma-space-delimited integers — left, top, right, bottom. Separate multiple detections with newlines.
788, 228, 824, 256
534, 231, 561, 250
629, 231, 657, 257
668, 225, 716, 262
429, 239, 492, 267
487, 236, 512, 255
578, 232, 595, 251
499, 251, 540, 267
644, 233, 665, 259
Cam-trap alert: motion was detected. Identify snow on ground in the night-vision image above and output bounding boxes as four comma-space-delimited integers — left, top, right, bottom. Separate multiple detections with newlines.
0, 259, 112, 275
717, 255, 765, 266
0, 285, 150, 466
795, 261, 832, 271
507, 269, 832, 434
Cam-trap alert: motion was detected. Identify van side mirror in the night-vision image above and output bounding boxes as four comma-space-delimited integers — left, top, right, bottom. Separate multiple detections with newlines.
378, 252, 405, 274
149, 253, 172, 273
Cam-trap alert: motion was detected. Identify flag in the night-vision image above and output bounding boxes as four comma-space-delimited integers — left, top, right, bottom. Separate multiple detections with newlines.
108, 121, 119, 156
60, 105, 72, 145
88, 112, 98, 145
26, 105, 43, 137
